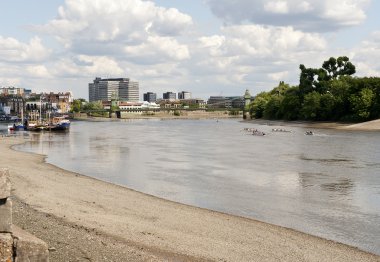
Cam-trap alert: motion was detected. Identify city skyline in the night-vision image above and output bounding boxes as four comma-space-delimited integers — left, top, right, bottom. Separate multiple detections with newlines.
0, 0, 379, 100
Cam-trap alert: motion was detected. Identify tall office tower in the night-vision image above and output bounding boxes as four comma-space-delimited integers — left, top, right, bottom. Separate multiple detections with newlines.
127, 81, 139, 101
89, 78, 139, 102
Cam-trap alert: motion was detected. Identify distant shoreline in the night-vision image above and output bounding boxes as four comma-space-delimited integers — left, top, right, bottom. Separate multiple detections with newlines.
244, 118, 380, 131
72, 110, 242, 121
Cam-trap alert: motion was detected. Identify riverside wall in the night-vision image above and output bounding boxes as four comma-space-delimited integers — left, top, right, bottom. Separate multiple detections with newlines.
0, 168, 49, 262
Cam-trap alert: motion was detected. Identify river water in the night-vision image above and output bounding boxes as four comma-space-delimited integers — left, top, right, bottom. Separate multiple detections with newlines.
2, 119, 380, 255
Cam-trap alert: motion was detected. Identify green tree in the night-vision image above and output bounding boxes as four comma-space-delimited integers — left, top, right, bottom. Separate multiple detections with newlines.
322, 56, 356, 80
249, 92, 270, 118
264, 95, 282, 119
278, 87, 302, 120
71, 98, 86, 113
299, 56, 356, 95
83, 101, 103, 111
300, 91, 321, 120
319, 93, 336, 120
349, 88, 375, 120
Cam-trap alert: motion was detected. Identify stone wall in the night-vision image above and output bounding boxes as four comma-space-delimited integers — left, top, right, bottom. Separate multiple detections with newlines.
0, 169, 49, 262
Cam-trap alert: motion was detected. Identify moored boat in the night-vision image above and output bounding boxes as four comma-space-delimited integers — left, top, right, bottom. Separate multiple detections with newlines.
8, 122, 25, 131
48, 117, 71, 131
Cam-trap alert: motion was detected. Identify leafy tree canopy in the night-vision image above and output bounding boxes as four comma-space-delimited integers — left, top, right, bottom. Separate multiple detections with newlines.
249, 57, 379, 122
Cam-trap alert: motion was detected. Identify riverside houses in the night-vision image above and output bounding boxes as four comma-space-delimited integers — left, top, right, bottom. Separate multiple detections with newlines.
0, 95, 24, 116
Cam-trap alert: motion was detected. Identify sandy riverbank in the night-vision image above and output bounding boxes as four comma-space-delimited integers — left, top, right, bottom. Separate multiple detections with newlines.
245, 118, 380, 131
1, 136, 379, 261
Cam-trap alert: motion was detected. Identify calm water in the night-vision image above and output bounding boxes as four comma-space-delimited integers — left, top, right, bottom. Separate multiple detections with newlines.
4, 119, 380, 255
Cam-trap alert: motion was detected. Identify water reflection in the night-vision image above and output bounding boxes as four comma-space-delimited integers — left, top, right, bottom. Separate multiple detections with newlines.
321, 179, 355, 194
12, 119, 380, 255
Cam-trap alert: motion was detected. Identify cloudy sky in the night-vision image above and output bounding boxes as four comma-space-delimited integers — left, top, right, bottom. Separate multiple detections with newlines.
0, 0, 379, 100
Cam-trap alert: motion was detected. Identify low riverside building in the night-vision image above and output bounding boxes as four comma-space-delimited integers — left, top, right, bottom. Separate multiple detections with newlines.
226, 96, 245, 109
42, 92, 73, 113
157, 99, 206, 109
180, 99, 206, 109
26, 92, 73, 114
102, 101, 160, 114
207, 96, 228, 109
158, 99, 182, 109
207, 95, 249, 109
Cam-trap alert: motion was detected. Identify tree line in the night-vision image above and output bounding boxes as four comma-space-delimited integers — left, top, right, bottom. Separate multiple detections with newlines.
249, 56, 380, 122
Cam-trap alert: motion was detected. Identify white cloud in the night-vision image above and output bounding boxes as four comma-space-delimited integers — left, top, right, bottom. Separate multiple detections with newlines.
0, 36, 50, 62
189, 24, 328, 93
206, 0, 370, 32
35, 0, 193, 57
199, 25, 326, 61
268, 71, 289, 81
27, 65, 51, 78
351, 31, 380, 77
264, 1, 289, 14
124, 36, 190, 64
51, 55, 124, 78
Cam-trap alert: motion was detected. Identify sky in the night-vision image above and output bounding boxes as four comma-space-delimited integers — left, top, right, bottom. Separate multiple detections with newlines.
0, 0, 379, 100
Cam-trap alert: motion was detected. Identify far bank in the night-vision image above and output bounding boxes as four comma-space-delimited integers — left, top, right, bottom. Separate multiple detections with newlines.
72, 109, 242, 121
244, 118, 380, 131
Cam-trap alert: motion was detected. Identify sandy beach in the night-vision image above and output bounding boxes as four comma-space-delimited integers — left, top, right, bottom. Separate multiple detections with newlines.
246, 118, 380, 131
1, 135, 379, 261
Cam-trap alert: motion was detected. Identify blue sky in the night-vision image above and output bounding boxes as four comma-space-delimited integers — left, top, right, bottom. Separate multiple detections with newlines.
0, 0, 379, 100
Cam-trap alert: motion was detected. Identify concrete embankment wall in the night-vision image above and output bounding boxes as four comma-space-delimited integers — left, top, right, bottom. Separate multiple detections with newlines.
0, 168, 49, 262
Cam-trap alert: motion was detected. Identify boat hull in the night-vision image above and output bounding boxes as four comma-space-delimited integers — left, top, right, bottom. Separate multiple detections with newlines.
49, 122, 70, 131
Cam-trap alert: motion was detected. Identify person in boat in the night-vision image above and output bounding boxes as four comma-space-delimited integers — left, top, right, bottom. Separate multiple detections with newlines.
305, 131, 314, 135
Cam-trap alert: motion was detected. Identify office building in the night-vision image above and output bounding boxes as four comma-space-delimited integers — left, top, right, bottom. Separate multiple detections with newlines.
89, 77, 139, 102
163, 92, 176, 101
178, 91, 191, 100
143, 92, 157, 102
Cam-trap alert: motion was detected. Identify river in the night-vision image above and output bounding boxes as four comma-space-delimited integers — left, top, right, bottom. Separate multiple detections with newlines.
2, 119, 380, 255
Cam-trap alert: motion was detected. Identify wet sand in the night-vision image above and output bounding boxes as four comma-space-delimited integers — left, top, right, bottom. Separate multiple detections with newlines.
247, 118, 380, 131
1, 136, 379, 261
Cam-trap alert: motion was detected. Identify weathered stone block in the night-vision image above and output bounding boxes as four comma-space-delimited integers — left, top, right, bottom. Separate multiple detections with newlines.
0, 199, 12, 233
0, 233, 13, 262
0, 169, 11, 199
12, 226, 49, 262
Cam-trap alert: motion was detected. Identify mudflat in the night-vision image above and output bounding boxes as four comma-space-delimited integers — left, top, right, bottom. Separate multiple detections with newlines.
1, 136, 379, 261
247, 118, 380, 131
